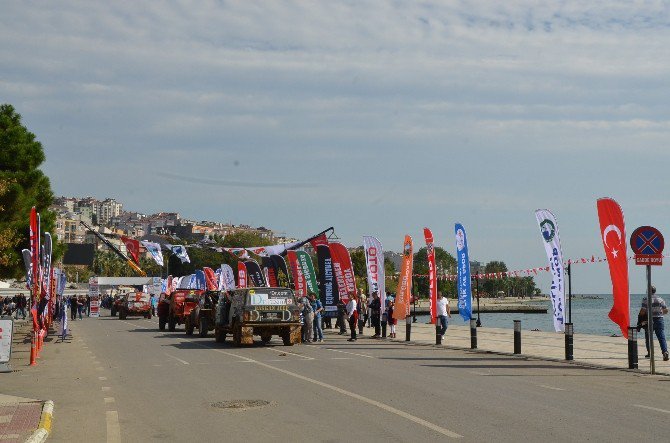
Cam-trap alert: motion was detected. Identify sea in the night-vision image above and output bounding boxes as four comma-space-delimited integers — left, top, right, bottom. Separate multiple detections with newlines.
417, 293, 659, 337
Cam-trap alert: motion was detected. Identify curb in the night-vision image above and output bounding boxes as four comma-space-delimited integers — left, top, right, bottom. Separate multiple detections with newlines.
24, 400, 53, 443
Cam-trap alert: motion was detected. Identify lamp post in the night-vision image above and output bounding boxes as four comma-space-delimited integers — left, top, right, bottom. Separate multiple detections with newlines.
475, 271, 481, 327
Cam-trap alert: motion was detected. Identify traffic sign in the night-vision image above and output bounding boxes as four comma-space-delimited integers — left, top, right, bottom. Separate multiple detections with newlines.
630, 226, 664, 266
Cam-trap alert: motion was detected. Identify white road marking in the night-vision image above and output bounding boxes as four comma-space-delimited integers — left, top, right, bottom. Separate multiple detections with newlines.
0, 434, 20, 439
106, 410, 121, 443
330, 357, 353, 360
99, 377, 107, 381
537, 384, 565, 391
633, 404, 670, 414
326, 348, 374, 359
104, 397, 115, 404
468, 371, 490, 376
152, 364, 162, 367
118, 320, 147, 329
96, 367, 104, 371
265, 347, 315, 360
165, 353, 190, 365
192, 341, 462, 439
102, 386, 111, 392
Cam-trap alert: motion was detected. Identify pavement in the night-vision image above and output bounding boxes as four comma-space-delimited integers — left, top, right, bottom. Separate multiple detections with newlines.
394, 319, 670, 375
3, 311, 670, 442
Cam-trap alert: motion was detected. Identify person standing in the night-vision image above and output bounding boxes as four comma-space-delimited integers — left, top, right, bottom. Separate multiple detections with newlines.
346, 294, 358, 342
70, 296, 77, 321
358, 293, 366, 335
86, 294, 91, 316
336, 299, 347, 335
436, 292, 451, 338
300, 294, 313, 343
639, 286, 669, 361
369, 292, 381, 338
77, 296, 84, 320
310, 292, 324, 342
387, 301, 396, 338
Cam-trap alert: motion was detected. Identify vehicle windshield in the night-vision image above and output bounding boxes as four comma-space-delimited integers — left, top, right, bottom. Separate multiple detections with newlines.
247, 289, 295, 306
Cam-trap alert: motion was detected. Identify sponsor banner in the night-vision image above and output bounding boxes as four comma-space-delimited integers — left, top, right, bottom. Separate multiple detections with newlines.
310, 233, 329, 250
270, 254, 291, 287
90, 296, 100, 317
237, 262, 248, 288
329, 242, 356, 303
597, 197, 630, 338
220, 264, 236, 291
455, 223, 472, 321
535, 210, 566, 332
43, 233, 52, 300
245, 260, 267, 287
222, 247, 250, 260
424, 228, 437, 324
22, 249, 32, 290
316, 245, 339, 314
141, 241, 164, 267
194, 270, 207, 290
363, 236, 386, 316
121, 236, 140, 264
296, 251, 319, 298
287, 251, 307, 297
393, 235, 413, 322
261, 256, 279, 287
203, 267, 218, 291
30, 207, 39, 300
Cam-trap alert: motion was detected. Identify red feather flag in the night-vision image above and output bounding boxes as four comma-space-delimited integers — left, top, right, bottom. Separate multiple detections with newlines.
597, 197, 629, 338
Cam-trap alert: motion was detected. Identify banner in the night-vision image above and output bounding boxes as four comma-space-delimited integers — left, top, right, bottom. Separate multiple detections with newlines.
244, 260, 267, 287
287, 251, 307, 297
121, 236, 140, 264
141, 241, 164, 267
22, 249, 32, 290
329, 242, 356, 303
330, 245, 350, 304
535, 210, 566, 332
220, 264, 236, 291
270, 254, 291, 287
310, 233, 329, 250
455, 224, 472, 321
167, 245, 190, 263
237, 262, 247, 288
597, 197, 630, 338
261, 256, 279, 287
424, 228, 437, 324
43, 233, 52, 300
222, 247, 250, 260
393, 235, 413, 322
363, 236, 386, 317
203, 267, 218, 291
30, 207, 39, 301
316, 245, 338, 314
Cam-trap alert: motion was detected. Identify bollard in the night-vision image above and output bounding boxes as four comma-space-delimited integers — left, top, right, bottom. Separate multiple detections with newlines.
565, 323, 574, 361
513, 320, 521, 354
381, 321, 387, 338
628, 326, 638, 369
405, 318, 411, 342
470, 318, 477, 349
29, 331, 37, 366
436, 322, 442, 345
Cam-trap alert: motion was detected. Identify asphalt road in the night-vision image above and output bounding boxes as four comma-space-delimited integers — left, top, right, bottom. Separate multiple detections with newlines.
7, 311, 670, 442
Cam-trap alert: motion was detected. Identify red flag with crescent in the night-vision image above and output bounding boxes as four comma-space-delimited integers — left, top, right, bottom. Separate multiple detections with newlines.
597, 197, 629, 338
121, 236, 140, 264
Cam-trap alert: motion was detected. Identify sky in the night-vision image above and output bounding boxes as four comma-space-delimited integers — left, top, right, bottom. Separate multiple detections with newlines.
2, 1, 670, 294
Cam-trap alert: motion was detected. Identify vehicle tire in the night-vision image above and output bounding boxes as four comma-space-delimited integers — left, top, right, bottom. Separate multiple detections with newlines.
119, 309, 126, 320
168, 314, 176, 332
282, 329, 293, 346
147, 311, 152, 320
261, 332, 272, 344
199, 317, 209, 338
159, 316, 166, 330
215, 327, 226, 343
185, 317, 194, 335
232, 321, 242, 347
111, 307, 116, 317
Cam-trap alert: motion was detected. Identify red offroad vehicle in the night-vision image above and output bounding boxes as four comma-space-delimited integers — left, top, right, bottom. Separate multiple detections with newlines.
118, 292, 152, 320
167, 289, 202, 332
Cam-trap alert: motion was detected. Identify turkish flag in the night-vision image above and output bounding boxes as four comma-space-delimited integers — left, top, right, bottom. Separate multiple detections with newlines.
597, 198, 630, 338
121, 236, 140, 264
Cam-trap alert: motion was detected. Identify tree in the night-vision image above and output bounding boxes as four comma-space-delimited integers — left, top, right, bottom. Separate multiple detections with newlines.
349, 247, 398, 294
0, 104, 60, 278
413, 246, 457, 298
482, 261, 508, 296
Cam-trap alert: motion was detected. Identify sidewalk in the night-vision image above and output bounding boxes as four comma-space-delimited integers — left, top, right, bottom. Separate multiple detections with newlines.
382, 321, 670, 375
1, 319, 50, 441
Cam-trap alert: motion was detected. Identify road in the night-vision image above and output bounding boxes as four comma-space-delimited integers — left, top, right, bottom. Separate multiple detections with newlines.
6, 310, 670, 442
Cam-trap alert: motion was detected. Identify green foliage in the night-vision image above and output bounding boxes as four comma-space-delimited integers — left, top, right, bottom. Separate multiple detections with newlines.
349, 247, 398, 295
0, 104, 61, 278
220, 231, 267, 248
413, 246, 457, 298
481, 260, 537, 297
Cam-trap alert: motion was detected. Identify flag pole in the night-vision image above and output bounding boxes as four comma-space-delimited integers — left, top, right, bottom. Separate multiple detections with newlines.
567, 263, 572, 324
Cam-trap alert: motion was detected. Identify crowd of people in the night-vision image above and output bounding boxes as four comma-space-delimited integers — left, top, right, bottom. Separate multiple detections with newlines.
295, 290, 451, 343
1, 293, 28, 319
